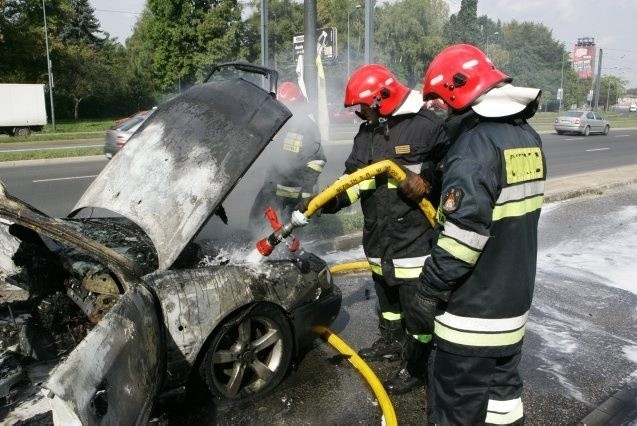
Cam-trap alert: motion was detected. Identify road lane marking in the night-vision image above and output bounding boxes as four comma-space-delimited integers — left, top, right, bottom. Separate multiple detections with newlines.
613, 135, 630, 137
585, 148, 610, 152
33, 175, 97, 183
564, 137, 585, 140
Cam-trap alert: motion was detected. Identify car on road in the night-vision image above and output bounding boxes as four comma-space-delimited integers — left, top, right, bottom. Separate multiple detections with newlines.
629, 104, 637, 113
0, 65, 341, 424
554, 110, 610, 136
112, 108, 154, 127
103, 110, 155, 159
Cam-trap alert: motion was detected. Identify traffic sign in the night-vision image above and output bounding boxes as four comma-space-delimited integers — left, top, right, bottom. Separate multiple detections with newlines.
293, 27, 338, 61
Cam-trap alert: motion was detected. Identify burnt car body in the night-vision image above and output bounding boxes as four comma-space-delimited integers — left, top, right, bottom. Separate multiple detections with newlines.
0, 66, 341, 424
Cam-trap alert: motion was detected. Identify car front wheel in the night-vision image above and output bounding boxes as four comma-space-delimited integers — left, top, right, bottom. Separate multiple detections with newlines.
583, 126, 591, 136
200, 303, 293, 400
603, 125, 610, 135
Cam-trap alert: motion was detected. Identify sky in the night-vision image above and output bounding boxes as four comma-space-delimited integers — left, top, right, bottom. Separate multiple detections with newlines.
89, 0, 637, 87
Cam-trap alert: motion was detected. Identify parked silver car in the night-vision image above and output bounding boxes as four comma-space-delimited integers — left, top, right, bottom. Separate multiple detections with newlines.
0, 65, 341, 424
554, 110, 610, 136
103, 110, 154, 159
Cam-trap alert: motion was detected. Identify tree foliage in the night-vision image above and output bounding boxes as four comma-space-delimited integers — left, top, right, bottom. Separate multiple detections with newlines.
145, 0, 245, 92
374, 0, 448, 87
1, 0, 632, 119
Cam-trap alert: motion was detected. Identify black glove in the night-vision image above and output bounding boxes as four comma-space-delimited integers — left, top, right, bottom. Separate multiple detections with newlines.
295, 197, 313, 213
403, 287, 438, 336
399, 169, 431, 203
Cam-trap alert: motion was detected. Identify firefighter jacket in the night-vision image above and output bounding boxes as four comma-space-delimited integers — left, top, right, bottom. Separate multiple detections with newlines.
264, 112, 326, 201
338, 92, 450, 286
420, 110, 546, 357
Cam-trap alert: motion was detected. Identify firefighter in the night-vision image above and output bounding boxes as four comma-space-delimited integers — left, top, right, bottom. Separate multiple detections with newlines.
249, 82, 326, 232
407, 44, 546, 424
299, 64, 450, 394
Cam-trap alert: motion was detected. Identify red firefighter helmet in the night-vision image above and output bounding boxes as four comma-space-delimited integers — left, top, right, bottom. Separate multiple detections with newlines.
422, 44, 511, 112
344, 64, 410, 117
277, 81, 304, 105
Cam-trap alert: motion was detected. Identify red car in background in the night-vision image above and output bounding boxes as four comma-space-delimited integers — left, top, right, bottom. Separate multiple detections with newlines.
328, 105, 359, 123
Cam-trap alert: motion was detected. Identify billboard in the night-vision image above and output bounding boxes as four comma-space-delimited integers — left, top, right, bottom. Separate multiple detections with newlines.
572, 37, 596, 80
293, 27, 338, 61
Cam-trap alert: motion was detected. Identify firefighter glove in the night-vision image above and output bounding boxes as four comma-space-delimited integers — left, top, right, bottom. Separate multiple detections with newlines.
403, 288, 438, 336
399, 169, 431, 203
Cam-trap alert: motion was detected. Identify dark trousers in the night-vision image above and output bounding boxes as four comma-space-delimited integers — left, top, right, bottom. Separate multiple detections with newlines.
429, 349, 524, 425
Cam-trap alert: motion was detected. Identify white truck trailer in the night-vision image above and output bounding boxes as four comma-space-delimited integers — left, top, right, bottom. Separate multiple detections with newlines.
0, 83, 48, 136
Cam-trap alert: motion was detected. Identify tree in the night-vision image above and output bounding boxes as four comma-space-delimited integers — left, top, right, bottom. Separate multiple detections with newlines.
59, 0, 107, 46
443, 0, 480, 45
145, 0, 245, 92
374, 0, 449, 87
54, 43, 115, 119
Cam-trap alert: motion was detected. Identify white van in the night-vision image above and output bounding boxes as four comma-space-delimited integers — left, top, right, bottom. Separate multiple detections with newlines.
629, 104, 637, 112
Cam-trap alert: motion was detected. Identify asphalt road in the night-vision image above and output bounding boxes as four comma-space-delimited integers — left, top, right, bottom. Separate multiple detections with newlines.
0, 128, 636, 218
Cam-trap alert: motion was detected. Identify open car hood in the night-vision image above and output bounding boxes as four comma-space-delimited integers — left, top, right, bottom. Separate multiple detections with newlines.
71, 78, 290, 270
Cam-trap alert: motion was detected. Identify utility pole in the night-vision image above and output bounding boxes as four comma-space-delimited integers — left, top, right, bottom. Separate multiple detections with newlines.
559, 52, 566, 112
42, 0, 56, 131
260, 0, 269, 68
364, 0, 373, 64
593, 48, 603, 111
347, 5, 362, 78
303, 0, 318, 112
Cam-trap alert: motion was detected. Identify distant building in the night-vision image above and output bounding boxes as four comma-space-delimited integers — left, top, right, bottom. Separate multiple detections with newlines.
573, 37, 596, 80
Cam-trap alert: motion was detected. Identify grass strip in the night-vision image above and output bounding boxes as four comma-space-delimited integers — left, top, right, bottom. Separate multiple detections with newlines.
0, 147, 103, 162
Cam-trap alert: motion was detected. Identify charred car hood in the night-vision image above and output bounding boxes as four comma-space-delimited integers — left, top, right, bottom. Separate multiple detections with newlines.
71, 79, 290, 270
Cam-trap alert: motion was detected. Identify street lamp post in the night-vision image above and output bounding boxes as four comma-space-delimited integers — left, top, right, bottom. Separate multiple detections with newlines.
559, 52, 566, 112
486, 31, 499, 57
347, 4, 362, 78
271, 11, 277, 70
42, 0, 56, 131
606, 79, 613, 112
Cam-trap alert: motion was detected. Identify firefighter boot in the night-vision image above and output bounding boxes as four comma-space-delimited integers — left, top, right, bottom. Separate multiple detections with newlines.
358, 318, 403, 362
383, 337, 432, 395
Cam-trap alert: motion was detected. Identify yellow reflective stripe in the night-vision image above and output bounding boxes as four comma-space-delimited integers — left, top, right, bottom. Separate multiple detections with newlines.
395, 267, 423, 279
307, 160, 325, 172
382, 311, 403, 321
359, 178, 376, 190
275, 185, 302, 198
486, 400, 524, 424
369, 263, 382, 275
504, 147, 544, 184
346, 185, 360, 203
410, 333, 433, 343
387, 177, 399, 189
492, 195, 543, 221
434, 321, 526, 347
437, 235, 481, 265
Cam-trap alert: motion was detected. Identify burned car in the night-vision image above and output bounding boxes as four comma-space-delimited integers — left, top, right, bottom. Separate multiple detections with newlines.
0, 65, 341, 423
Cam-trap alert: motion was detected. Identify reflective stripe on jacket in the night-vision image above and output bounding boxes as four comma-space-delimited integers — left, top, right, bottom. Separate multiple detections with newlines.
421, 115, 546, 357
342, 107, 450, 285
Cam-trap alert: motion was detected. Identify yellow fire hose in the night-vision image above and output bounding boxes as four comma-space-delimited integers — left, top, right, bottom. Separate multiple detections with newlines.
303, 159, 437, 228
257, 160, 438, 424
318, 326, 398, 426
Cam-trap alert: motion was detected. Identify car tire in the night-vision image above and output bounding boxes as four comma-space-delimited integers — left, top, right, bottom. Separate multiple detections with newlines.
200, 303, 293, 400
603, 125, 610, 135
556, 130, 564, 135
13, 127, 31, 137
583, 126, 590, 136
